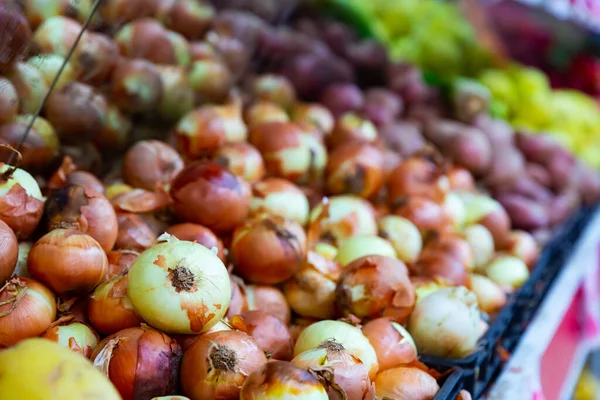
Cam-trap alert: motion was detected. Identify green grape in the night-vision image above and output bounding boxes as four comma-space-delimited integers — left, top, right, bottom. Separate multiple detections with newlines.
389, 38, 420, 64
489, 99, 510, 119
513, 96, 553, 128
479, 69, 517, 107
418, 35, 463, 78
509, 65, 550, 98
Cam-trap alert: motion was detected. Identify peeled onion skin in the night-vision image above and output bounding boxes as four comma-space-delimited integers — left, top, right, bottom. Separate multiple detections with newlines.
240, 360, 329, 400
374, 367, 439, 400
91, 326, 182, 400
115, 212, 158, 251
0, 169, 44, 239
0, 219, 18, 283
181, 330, 268, 400
361, 318, 418, 371
234, 310, 294, 361
105, 249, 139, 282
41, 316, 100, 358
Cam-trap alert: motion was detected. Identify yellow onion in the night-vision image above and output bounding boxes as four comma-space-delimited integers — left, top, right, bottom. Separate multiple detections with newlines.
0, 338, 121, 399
443, 192, 467, 230
180, 330, 268, 400
0, 276, 56, 347
469, 274, 507, 314
362, 317, 417, 371
462, 224, 495, 270
250, 75, 296, 109
245, 101, 289, 127
165, 223, 226, 263
377, 215, 422, 263
334, 235, 397, 266
245, 284, 291, 324
328, 113, 377, 149
213, 142, 265, 183
250, 178, 310, 226
505, 230, 539, 268
291, 339, 373, 400
0, 219, 17, 283
234, 310, 294, 361
91, 326, 182, 400
123, 140, 184, 191
454, 192, 511, 249
291, 103, 334, 135
294, 320, 379, 379
42, 316, 99, 358
374, 366, 439, 400
284, 250, 342, 319
240, 360, 328, 400
127, 234, 231, 334
483, 254, 529, 290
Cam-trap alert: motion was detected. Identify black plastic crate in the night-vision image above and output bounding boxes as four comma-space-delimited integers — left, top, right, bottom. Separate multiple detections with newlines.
434, 368, 464, 400
421, 206, 597, 399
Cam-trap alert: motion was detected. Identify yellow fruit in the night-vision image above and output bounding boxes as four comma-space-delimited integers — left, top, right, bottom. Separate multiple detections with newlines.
0, 338, 121, 400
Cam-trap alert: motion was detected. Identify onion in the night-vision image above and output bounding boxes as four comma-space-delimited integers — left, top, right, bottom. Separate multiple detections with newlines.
231, 214, 307, 284
115, 212, 157, 251
88, 275, 143, 336
91, 326, 182, 400
0, 338, 121, 399
421, 234, 474, 271
245, 285, 291, 324
291, 339, 373, 400
157, 0, 214, 40
291, 103, 335, 135
250, 75, 296, 109
0, 219, 17, 283
72, 31, 119, 85
361, 318, 417, 371
378, 215, 422, 263
309, 195, 377, 245
44, 184, 118, 253
325, 142, 384, 199
110, 58, 163, 114
0, 276, 56, 346
505, 230, 539, 268
444, 192, 467, 230
42, 316, 99, 358
335, 236, 396, 266
234, 310, 294, 360
188, 59, 233, 103
294, 320, 379, 379
170, 161, 251, 233
469, 274, 507, 314
319, 83, 364, 117
28, 229, 107, 295
96, 102, 133, 151
0, 5, 30, 72
336, 255, 415, 323
0, 78, 18, 124
447, 166, 476, 191
0, 163, 44, 239
328, 113, 377, 149
226, 276, 247, 319
408, 287, 480, 358
284, 250, 342, 319
165, 223, 226, 263
250, 178, 310, 226
173, 320, 233, 352
127, 234, 231, 334
156, 65, 194, 121
245, 101, 289, 127
374, 367, 439, 400
387, 157, 448, 205
180, 330, 267, 400
105, 249, 139, 281
462, 224, 495, 270
454, 192, 511, 248
6, 62, 48, 115
240, 360, 328, 400
394, 196, 451, 235
484, 254, 529, 290
415, 251, 470, 287
0, 116, 60, 169
213, 142, 265, 183
123, 140, 184, 191
12, 241, 31, 277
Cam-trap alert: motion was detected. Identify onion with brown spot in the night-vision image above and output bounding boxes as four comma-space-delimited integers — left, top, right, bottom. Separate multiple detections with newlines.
41, 316, 99, 358
212, 142, 265, 183
326, 142, 384, 199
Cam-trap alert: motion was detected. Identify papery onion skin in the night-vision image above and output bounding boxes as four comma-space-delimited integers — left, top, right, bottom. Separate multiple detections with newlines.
0, 338, 121, 399
0, 164, 44, 239
245, 285, 291, 324
173, 320, 232, 352
237, 310, 294, 360
249, 178, 310, 226
294, 320, 379, 379
0, 219, 18, 283
181, 330, 267, 400
362, 318, 417, 371
28, 229, 108, 295
336, 255, 415, 323
127, 238, 231, 334
240, 360, 328, 400
44, 184, 118, 253
116, 212, 158, 251
88, 275, 143, 336
105, 249, 139, 281
91, 326, 182, 400
374, 367, 439, 400
0, 277, 56, 347
291, 339, 372, 400
123, 140, 184, 191
170, 161, 251, 233
212, 142, 265, 183
165, 223, 226, 263
377, 215, 422, 264
231, 214, 307, 284
42, 317, 99, 358
67, 171, 105, 194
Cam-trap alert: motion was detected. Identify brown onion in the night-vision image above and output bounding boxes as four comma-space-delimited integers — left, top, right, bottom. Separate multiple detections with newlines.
394, 196, 451, 235
0, 77, 18, 124
170, 161, 251, 233
362, 318, 417, 371
479, 206, 512, 250
447, 166, 475, 191
42, 316, 99, 358
250, 178, 310, 226
235, 310, 294, 360
213, 142, 265, 183
115, 212, 157, 251
45, 184, 118, 253
245, 101, 289, 127
99, 0, 158, 26
0, 164, 44, 239
245, 285, 291, 324
328, 113, 378, 149
505, 230, 539, 268
336, 255, 415, 323
0, 116, 60, 169
388, 157, 449, 205
0, 219, 18, 283
374, 367, 439, 400
0, 276, 56, 347
105, 250, 139, 281
421, 233, 474, 271
123, 140, 184, 191
231, 214, 307, 284
28, 229, 108, 295
156, 0, 215, 40
291, 103, 335, 135
72, 31, 119, 85
165, 223, 226, 263
180, 330, 268, 400
326, 142, 384, 199
0, 5, 31, 72
414, 250, 470, 287
240, 360, 328, 400
250, 75, 296, 109
110, 58, 163, 114
67, 171, 105, 194
188, 59, 233, 103
91, 326, 182, 400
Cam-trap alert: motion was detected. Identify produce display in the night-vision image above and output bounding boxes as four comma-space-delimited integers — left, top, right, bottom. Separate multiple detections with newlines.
0, 1, 599, 400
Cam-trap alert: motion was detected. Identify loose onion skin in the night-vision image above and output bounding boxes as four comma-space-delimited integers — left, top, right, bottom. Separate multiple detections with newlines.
240, 360, 328, 400
88, 275, 143, 336
123, 140, 184, 191
362, 318, 417, 371
245, 285, 291, 324
115, 212, 158, 251
0, 220, 18, 284
231, 214, 307, 284
28, 229, 108, 295
170, 161, 251, 233
165, 223, 226, 263
44, 184, 118, 253
374, 367, 439, 400
105, 249, 139, 281
336, 255, 415, 323
180, 330, 268, 400
0, 276, 56, 347
236, 310, 294, 361
91, 326, 182, 400
42, 316, 99, 358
